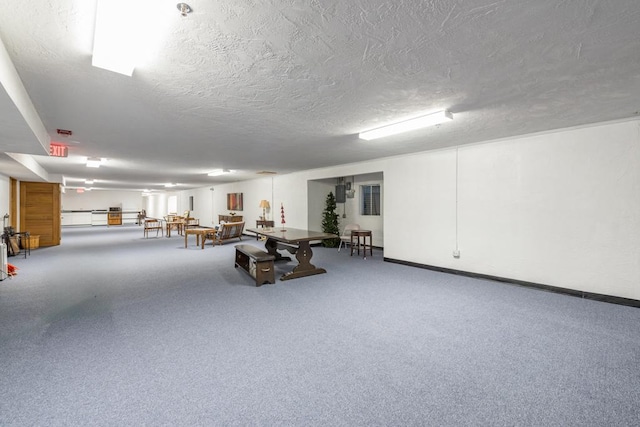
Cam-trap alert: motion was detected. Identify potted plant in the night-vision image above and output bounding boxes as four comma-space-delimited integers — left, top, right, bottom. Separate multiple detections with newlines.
321, 192, 340, 247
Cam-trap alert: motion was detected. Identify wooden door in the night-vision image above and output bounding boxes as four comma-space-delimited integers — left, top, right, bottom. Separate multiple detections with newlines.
10, 178, 17, 228
19, 182, 61, 247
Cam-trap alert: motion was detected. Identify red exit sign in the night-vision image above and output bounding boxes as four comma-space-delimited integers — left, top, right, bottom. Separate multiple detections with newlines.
49, 143, 68, 157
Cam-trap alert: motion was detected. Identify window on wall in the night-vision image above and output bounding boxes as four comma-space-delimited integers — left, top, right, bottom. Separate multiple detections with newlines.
360, 184, 381, 216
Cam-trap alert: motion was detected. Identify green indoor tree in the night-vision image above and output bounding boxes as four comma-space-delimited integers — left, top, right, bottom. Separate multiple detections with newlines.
321, 192, 341, 247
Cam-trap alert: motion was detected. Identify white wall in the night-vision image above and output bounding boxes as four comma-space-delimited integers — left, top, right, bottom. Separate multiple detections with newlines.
385, 149, 457, 266
143, 192, 168, 219
180, 119, 640, 300
385, 119, 640, 300
455, 121, 640, 299
62, 189, 143, 212
307, 180, 334, 232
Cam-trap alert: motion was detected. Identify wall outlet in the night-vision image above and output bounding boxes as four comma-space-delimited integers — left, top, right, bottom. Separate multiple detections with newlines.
453, 249, 460, 258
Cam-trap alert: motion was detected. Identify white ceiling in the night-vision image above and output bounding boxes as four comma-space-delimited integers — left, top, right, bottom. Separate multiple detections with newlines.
1, 0, 639, 191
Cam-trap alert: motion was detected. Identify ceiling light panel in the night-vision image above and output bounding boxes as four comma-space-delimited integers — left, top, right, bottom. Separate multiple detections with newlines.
92, 0, 137, 75
86, 157, 102, 168
208, 169, 234, 176
92, 0, 174, 76
359, 110, 453, 140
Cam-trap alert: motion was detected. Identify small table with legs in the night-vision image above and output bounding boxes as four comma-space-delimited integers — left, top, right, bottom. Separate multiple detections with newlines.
255, 220, 275, 240
184, 227, 216, 249
350, 230, 372, 259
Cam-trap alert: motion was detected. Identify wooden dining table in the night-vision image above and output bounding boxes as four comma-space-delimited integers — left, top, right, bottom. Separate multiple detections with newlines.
247, 227, 339, 281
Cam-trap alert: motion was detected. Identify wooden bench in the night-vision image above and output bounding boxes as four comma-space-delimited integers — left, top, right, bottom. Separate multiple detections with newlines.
234, 244, 275, 286
204, 221, 245, 246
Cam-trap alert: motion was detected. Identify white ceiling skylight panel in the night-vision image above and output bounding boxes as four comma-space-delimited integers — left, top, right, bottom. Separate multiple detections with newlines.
92, 0, 177, 76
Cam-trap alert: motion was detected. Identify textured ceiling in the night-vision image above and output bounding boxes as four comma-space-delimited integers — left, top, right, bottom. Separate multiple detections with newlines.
1, 0, 639, 191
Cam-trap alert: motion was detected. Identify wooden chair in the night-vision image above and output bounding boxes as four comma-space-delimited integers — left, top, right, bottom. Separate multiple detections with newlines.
143, 218, 163, 238
184, 217, 200, 230
137, 209, 147, 226
338, 223, 360, 252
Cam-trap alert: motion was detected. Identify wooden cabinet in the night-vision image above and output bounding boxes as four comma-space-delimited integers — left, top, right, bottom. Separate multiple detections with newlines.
108, 212, 122, 225
219, 215, 243, 223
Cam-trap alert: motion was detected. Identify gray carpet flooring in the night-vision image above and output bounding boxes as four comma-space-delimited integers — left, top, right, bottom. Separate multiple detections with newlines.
1, 225, 639, 426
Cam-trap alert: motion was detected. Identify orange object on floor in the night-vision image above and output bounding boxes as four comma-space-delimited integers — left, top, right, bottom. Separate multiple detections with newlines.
7, 263, 18, 276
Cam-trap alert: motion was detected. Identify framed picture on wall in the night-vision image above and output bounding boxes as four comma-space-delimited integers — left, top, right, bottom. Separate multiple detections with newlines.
227, 193, 243, 211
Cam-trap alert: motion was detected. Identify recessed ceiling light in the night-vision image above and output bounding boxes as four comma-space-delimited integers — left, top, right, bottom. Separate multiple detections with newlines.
85, 179, 95, 185
86, 157, 103, 168
208, 169, 234, 177
359, 110, 453, 140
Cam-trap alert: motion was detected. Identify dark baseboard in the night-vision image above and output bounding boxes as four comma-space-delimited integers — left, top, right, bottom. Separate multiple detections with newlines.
384, 258, 640, 308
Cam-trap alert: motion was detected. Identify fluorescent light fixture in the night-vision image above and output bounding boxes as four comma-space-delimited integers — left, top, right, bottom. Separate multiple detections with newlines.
85, 179, 95, 185
86, 157, 103, 168
164, 183, 176, 188
359, 110, 453, 140
208, 169, 234, 177
92, 0, 138, 76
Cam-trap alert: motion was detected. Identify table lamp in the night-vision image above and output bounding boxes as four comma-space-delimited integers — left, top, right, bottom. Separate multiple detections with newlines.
259, 200, 270, 220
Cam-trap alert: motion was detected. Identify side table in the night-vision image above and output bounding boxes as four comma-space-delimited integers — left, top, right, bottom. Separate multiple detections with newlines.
17, 231, 30, 258
255, 220, 275, 240
350, 230, 372, 259
184, 227, 216, 249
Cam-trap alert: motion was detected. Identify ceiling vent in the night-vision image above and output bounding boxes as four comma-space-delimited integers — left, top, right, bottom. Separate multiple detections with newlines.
56, 128, 73, 136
